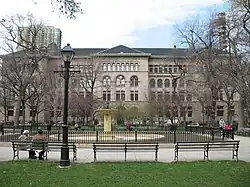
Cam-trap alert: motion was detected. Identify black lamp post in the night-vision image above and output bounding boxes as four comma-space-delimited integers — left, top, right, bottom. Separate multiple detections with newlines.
60, 43, 75, 167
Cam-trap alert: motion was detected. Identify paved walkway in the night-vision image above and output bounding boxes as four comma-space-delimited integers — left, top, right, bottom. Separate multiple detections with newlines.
0, 135, 249, 163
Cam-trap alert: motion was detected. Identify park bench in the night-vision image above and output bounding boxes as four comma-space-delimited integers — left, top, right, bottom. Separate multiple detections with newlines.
174, 140, 240, 161
12, 141, 77, 161
93, 142, 159, 162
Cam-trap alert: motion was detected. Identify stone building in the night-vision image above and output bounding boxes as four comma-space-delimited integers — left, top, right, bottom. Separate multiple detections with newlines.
0, 45, 241, 125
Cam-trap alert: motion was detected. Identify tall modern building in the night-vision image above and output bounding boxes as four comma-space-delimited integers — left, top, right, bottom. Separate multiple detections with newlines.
213, 12, 227, 50
17, 26, 62, 50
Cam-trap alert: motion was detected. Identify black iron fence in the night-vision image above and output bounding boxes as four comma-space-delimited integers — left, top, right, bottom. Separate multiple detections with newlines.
0, 129, 234, 143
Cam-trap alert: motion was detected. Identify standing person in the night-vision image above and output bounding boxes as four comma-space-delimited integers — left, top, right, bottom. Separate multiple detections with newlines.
74, 123, 79, 131
219, 119, 225, 130
127, 121, 132, 131
32, 129, 47, 160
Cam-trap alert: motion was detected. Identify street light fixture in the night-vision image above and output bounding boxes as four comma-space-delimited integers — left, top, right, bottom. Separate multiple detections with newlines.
60, 43, 75, 167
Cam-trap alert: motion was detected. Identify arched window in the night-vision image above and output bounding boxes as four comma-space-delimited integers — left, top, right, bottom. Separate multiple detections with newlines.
135, 63, 139, 71
130, 76, 139, 87
157, 79, 163, 88
150, 79, 155, 88
112, 63, 116, 71
130, 63, 134, 71
103, 63, 107, 71
126, 63, 129, 71
107, 63, 111, 71
117, 63, 120, 71
103, 76, 111, 87
164, 79, 170, 88
121, 63, 125, 71
116, 75, 125, 87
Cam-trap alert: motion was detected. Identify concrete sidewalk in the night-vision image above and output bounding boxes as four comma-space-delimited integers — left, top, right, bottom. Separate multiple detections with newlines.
0, 135, 249, 163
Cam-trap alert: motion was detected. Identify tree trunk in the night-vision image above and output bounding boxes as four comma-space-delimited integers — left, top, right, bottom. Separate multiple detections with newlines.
210, 88, 217, 127
21, 100, 26, 131
31, 108, 36, 125
14, 98, 21, 126
226, 102, 231, 124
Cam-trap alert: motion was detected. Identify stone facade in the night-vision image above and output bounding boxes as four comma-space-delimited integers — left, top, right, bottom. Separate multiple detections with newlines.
0, 45, 240, 124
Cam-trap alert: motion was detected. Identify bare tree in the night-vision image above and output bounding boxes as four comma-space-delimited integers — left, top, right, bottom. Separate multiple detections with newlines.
44, 70, 63, 124
0, 86, 15, 124
73, 56, 103, 124
23, 0, 83, 19
0, 13, 48, 127
175, 13, 228, 126
26, 72, 47, 124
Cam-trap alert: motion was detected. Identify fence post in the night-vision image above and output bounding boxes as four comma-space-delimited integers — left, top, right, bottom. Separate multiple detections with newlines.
0, 125, 3, 135
57, 129, 60, 141
222, 130, 225, 140
211, 129, 214, 141
174, 130, 176, 143
135, 131, 137, 142
96, 131, 99, 142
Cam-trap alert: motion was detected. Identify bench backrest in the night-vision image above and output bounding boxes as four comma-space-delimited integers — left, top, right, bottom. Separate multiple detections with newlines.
93, 143, 158, 149
176, 141, 240, 149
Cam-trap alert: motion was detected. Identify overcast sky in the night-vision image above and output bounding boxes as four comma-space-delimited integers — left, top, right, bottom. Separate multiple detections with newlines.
0, 0, 229, 48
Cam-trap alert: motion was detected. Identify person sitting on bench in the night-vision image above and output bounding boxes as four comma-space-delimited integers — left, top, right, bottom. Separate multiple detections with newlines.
31, 129, 47, 160
18, 130, 36, 159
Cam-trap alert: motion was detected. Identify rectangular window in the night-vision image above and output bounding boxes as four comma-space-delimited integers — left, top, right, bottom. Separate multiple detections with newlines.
103, 91, 107, 101
29, 106, 37, 117
173, 65, 178, 73
107, 91, 111, 101
49, 110, 54, 118
217, 105, 224, 117
157, 92, 163, 101
187, 94, 192, 102
154, 65, 159, 73
116, 91, 120, 101
168, 65, 172, 73
7, 106, 14, 116
130, 91, 134, 101
149, 65, 153, 73
151, 92, 156, 101
187, 106, 192, 117
116, 91, 125, 101
230, 105, 235, 116
121, 91, 125, 101
164, 65, 168, 73
135, 91, 138, 101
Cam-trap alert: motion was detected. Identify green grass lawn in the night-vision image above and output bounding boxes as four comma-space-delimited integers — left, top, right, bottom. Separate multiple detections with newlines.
0, 161, 249, 187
